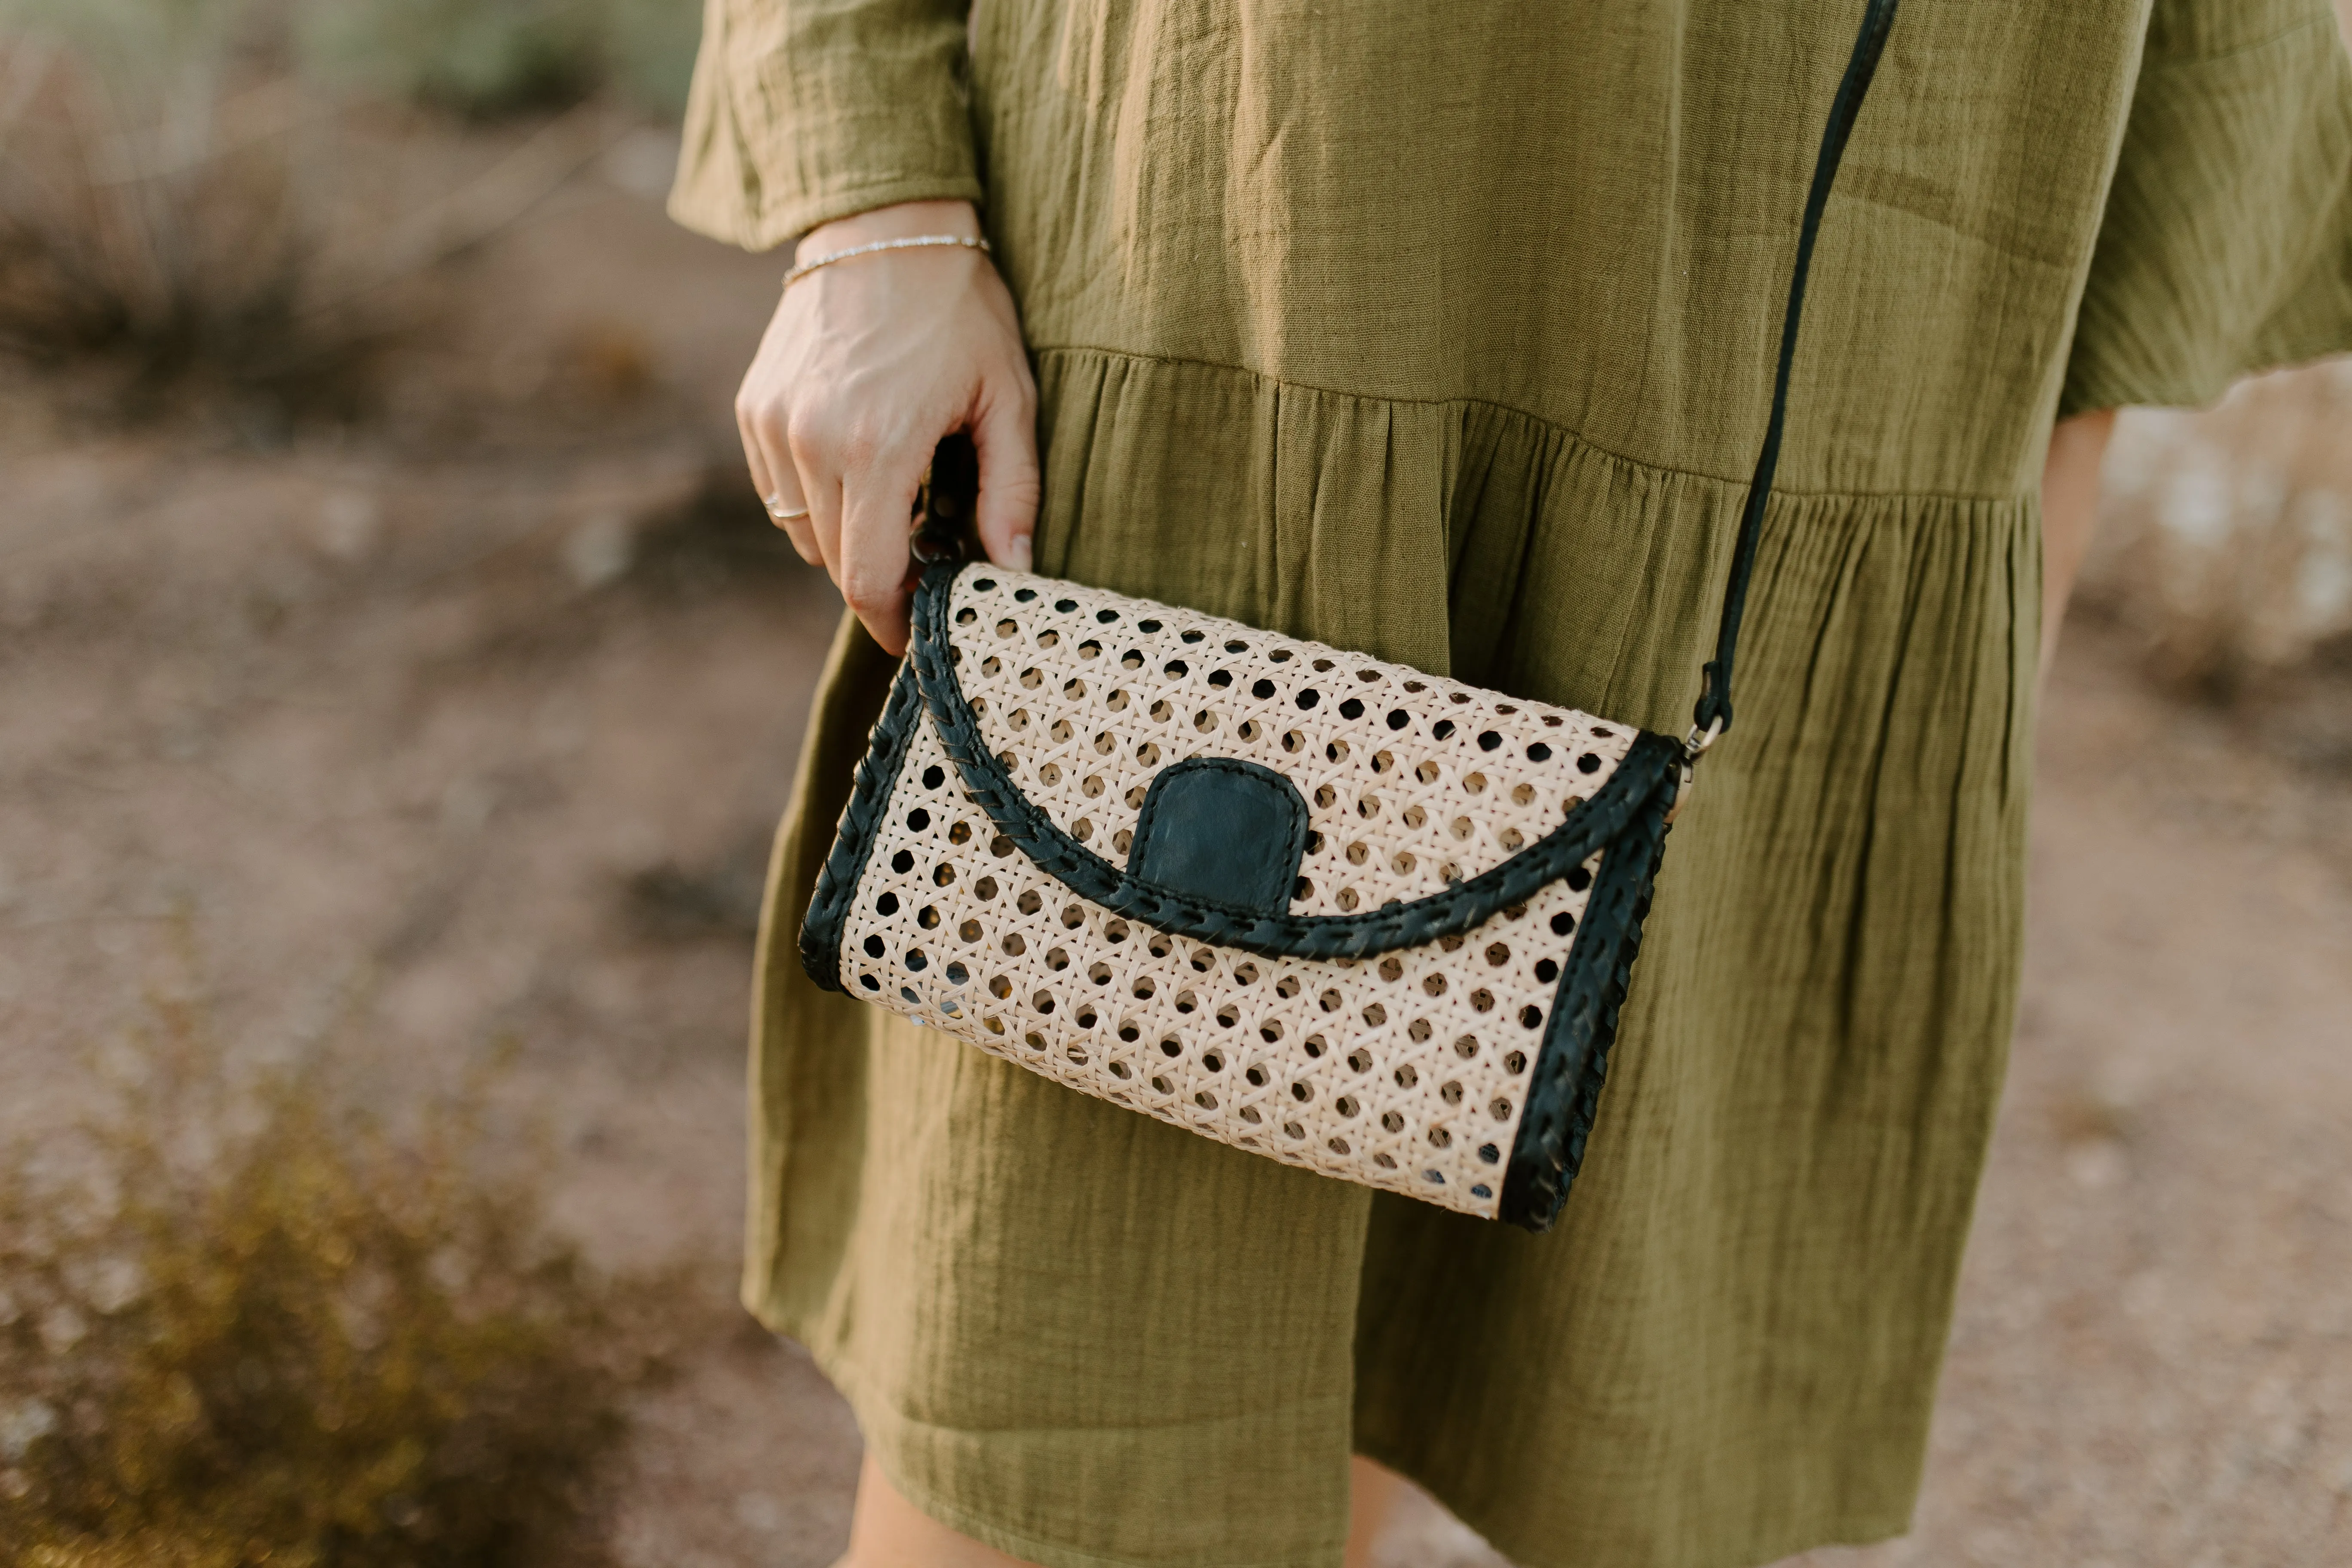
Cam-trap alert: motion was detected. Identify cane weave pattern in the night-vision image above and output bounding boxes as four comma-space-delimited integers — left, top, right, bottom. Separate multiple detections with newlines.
829, 569, 1651, 1218
938, 574, 1637, 909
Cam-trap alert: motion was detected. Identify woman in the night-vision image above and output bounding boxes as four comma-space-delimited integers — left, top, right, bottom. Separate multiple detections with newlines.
668, 3, 2352, 1565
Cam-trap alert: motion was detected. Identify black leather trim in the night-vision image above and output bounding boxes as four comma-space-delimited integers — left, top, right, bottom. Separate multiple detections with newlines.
1128, 757, 1311, 918
1497, 776, 1674, 1231
908, 560, 1686, 962
799, 657, 926, 993
1695, 0, 1902, 737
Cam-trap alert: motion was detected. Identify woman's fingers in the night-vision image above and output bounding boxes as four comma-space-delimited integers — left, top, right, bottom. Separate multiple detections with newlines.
787, 401, 914, 653
766, 456, 821, 567
785, 397, 846, 574
735, 395, 774, 504
831, 437, 932, 655
971, 377, 1041, 573
744, 404, 821, 565
738, 302, 822, 565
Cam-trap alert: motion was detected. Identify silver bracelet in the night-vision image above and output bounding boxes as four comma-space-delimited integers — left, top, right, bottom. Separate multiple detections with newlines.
783, 233, 992, 288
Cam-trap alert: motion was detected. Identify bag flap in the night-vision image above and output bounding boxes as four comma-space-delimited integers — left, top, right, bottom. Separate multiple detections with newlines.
910, 563, 1682, 960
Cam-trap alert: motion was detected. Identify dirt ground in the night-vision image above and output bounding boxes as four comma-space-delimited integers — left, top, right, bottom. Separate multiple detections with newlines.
3, 159, 2348, 1568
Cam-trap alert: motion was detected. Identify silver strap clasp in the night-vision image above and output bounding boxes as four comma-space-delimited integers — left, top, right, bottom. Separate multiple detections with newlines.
1666, 717, 1723, 825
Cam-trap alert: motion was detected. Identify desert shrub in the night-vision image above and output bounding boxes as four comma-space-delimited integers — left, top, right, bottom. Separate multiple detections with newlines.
2084, 362, 2352, 700
0, 0, 699, 421
0, 9, 396, 426
0, 134, 381, 427
0, 986, 657, 1567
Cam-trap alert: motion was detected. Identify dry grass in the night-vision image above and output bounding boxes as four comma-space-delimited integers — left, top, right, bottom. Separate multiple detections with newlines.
0, 0, 687, 431
0, 962, 668, 1568
0, 24, 401, 429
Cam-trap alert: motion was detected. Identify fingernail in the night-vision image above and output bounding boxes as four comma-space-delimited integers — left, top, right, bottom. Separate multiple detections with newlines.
1009, 534, 1032, 573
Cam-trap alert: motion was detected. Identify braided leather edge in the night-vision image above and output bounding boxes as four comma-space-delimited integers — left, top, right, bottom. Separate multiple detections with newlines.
910, 561, 1684, 961
1497, 780, 1674, 1231
798, 657, 926, 994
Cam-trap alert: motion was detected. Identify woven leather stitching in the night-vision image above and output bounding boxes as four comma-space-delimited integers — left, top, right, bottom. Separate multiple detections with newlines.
798, 658, 926, 994
911, 560, 1683, 961
1497, 782, 1672, 1231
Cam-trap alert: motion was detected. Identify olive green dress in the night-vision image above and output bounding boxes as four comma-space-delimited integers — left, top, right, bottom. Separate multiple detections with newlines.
668, 2, 2352, 1564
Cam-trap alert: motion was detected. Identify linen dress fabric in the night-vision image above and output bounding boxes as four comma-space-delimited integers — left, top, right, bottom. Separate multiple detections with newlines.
670, 2, 2352, 1565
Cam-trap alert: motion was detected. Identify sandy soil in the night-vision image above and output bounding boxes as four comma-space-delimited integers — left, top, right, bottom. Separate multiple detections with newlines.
2, 165, 2347, 1568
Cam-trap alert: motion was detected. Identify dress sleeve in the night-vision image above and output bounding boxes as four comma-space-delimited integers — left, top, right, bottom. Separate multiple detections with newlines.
2062, 0, 2352, 414
666, 0, 983, 252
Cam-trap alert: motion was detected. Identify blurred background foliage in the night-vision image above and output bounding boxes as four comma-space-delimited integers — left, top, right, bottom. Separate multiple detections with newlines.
0, 0, 703, 429
0, 0, 700, 118
0, 968, 672, 1567
0, 7, 820, 1558
297, 0, 701, 119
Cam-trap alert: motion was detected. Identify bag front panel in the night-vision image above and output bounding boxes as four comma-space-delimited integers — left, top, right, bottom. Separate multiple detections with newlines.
944, 571, 1638, 918
836, 699, 1609, 1218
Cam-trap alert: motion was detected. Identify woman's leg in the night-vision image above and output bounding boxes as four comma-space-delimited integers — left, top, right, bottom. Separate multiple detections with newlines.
1342, 1455, 1407, 1568
838, 1455, 1038, 1568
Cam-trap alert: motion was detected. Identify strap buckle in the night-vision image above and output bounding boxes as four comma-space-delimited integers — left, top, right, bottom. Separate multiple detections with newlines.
1665, 720, 1721, 826
909, 432, 980, 567
910, 524, 962, 567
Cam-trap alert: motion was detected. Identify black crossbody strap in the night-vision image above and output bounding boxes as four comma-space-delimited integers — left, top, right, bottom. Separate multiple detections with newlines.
1690, 0, 1901, 743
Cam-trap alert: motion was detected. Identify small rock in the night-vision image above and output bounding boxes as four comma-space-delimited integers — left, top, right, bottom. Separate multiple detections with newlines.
604, 129, 684, 201
0, 1399, 59, 1461
564, 511, 635, 589
440, 777, 496, 836
37, 1304, 86, 1356
733, 1491, 784, 1533
69, 1254, 143, 1315
2067, 1137, 2128, 1191
315, 490, 382, 562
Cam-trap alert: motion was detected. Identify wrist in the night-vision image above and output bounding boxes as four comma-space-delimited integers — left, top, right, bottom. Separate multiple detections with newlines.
800, 200, 981, 258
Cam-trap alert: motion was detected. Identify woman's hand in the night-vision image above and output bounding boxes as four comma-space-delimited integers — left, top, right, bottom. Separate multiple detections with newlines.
736, 199, 1040, 654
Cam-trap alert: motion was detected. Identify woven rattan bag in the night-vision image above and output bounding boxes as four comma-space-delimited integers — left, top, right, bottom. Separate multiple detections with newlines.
801, 0, 1901, 1231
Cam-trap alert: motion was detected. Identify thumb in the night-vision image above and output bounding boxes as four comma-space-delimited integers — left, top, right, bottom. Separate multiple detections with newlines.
970, 377, 1041, 573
